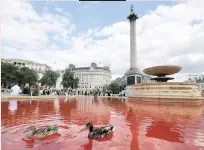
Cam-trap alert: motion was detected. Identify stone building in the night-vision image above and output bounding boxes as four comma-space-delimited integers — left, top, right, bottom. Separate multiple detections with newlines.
185, 75, 204, 93
55, 63, 112, 93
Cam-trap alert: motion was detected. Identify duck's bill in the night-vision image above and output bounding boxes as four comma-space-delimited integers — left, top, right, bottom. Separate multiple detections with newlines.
24, 128, 31, 133
79, 127, 88, 132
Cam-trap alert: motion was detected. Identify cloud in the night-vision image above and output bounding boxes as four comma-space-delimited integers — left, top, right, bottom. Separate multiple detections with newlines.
2, 0, 75, 49
2, 0, 204, 81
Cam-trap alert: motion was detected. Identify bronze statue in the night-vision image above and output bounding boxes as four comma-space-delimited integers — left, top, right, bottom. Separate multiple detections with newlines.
130, 5, 134, 14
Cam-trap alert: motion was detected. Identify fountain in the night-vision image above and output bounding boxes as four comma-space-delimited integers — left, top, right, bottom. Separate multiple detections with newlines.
128, 65, 204, 105
143, 65, 181, 82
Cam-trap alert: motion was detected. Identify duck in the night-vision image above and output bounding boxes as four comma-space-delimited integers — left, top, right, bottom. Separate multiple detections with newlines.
24, 125, 58, 138
80, 122, 115, 139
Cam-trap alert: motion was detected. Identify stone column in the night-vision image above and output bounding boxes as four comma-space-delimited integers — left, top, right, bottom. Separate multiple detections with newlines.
127, 5, 138, 69
130, 20, 136, 68
125, 5, 141, 88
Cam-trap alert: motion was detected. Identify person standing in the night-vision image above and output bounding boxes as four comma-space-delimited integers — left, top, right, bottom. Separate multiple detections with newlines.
32, 84, 40, 96
22, 83, 31, 95
10, 84, 21, 96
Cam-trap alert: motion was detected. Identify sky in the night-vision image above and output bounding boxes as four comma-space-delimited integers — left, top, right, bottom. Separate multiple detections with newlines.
1, 0, 204, 81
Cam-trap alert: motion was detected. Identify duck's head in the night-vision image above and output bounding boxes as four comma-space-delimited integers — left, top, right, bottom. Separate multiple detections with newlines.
80, 122, 94, 132
86, 122, 93, 128
24, 125, 36, 133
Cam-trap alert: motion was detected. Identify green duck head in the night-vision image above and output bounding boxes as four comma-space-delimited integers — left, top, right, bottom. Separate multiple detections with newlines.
86, 122, 94, 132
80, 122, 94, 133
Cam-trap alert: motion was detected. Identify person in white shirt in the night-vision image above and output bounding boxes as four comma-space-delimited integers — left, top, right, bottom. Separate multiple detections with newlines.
10, 84, 21, 96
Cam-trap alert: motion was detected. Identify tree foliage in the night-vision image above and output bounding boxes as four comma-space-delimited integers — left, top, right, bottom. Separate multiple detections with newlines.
40, 70, 59, 87
61, 69, 79, 89
1, 62, 19, 85
120, 83, 126, 91
1, 62, 38, 86
17, 67, 38, 85
73, 77, 79, 89
108, 82, 120, 94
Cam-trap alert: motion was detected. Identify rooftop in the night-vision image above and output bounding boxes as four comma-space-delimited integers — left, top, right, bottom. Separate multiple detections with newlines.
69, 63, 111, 72
2, 58, 51, 68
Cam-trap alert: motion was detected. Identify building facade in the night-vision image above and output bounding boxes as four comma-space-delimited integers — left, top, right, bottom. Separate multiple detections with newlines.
113, 76, 126, 86
56, 63, 112, 93
185, 75, 204, 93
2, 58, 51, 80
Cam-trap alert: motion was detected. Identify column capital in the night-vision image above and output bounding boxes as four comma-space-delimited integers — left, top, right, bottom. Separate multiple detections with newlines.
127, 5, 138, 22
127, 13, 138, 22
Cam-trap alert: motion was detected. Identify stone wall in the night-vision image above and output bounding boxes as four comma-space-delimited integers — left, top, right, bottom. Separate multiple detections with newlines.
128, 82, 204, 105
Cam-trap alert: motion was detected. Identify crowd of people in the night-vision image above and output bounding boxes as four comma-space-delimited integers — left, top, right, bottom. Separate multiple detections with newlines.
10, 83, 40, 96
8, 83, 112, 96
9, 83, 65, 96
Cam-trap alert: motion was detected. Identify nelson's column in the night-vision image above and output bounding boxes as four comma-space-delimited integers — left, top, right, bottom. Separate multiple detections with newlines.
125, 5, 142, 87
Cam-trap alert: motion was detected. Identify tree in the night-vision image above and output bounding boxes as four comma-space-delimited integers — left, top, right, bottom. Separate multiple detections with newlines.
73, 77, 79, 89
39, 70, 59, 87
102, 84, 109, 93
61, 69, 79, 89
17, 67, 38, 86
108, 83, 120, 94
1, 62, 19, 85
120, 83, 126, 91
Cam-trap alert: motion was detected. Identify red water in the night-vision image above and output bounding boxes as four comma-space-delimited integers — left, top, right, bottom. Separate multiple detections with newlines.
1, 96, 204, 150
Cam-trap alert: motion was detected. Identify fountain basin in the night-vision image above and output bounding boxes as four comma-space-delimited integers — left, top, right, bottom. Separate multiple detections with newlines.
127, 82, 204, 105
143, 66, 182, 76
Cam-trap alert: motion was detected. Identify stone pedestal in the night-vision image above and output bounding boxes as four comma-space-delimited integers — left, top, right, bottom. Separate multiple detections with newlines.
125, 67, 142, 86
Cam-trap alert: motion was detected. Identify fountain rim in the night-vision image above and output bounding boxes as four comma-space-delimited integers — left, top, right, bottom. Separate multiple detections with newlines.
131, 82, 200, 86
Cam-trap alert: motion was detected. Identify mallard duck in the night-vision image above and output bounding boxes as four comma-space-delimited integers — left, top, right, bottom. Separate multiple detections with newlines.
24, 125, 58, 138
80, 122, 115, 139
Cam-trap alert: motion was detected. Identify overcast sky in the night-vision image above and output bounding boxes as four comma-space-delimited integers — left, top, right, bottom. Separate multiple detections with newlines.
2, 0, 204, 81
